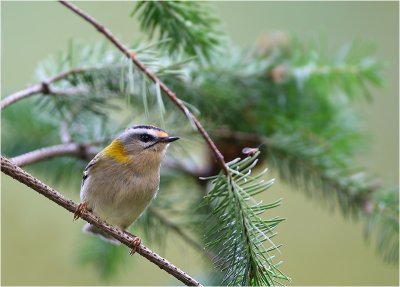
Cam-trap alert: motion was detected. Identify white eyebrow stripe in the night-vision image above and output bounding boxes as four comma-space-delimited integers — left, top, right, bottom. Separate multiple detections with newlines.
130, 128, 158, 138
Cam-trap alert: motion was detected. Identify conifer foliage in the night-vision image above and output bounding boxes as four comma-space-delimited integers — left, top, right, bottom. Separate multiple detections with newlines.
2, 1, 398, 285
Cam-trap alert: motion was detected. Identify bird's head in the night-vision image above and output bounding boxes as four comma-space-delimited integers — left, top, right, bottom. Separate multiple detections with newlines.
111, 125, 179, 169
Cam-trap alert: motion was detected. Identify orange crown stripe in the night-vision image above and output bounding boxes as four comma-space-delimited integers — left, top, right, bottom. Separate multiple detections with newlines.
155, 130, 169, 138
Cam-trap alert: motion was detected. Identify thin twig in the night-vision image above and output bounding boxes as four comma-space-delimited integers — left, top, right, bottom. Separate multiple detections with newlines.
58, 0, 229, 175
46, 68, 87, 83
1, 155, 203, 286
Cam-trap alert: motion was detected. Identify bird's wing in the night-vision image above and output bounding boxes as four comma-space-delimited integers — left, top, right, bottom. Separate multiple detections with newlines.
81, 154, 103, 188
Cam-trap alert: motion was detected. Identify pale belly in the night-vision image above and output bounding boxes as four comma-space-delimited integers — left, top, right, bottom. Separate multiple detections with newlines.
81, 165, 160, 229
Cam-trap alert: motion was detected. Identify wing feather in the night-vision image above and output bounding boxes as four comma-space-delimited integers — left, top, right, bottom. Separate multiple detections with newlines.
81, 155, 102, 187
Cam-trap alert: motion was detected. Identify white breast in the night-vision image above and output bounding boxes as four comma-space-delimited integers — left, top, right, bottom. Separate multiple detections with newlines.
81, 159, 160, 229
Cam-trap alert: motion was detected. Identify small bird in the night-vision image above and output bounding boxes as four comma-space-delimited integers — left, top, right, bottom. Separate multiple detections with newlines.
74, 125, 179, 254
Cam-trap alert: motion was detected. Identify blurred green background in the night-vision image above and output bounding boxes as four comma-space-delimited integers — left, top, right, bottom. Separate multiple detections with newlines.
1, 1, 398, 285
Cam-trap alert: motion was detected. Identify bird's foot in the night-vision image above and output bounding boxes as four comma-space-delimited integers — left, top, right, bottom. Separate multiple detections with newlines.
129, 236, 142, 256
73, 202, 88, 221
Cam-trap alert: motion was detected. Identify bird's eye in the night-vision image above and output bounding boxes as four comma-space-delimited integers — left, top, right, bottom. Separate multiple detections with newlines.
139, 134, 153, 143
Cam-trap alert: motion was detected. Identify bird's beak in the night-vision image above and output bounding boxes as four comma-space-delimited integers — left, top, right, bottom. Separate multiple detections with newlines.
159, 136, 180, 143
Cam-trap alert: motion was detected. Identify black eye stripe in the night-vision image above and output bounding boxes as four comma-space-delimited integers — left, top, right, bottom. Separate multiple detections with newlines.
139, 134, 154, 143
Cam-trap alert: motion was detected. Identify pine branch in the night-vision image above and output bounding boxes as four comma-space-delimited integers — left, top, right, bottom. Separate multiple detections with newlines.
214, 128, 390, 214
131, 1, 223, 60
4, 4, 295, 283
1, 155, 203, 286
2, 41, 166, 113
31, 42, 196, 129
58, 0, 229, 175
213, 128, 399, 263
367, 189, 399, 263
202, 152, 289, 285
263, 132, 377, 216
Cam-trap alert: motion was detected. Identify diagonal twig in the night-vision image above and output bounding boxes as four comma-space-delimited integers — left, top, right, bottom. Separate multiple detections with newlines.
1, 155, 203, 286
58, 0, 229, 175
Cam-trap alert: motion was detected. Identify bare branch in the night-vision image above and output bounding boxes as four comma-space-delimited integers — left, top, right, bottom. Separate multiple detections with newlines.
1, 83, 44, 110
10, 143, 98, 167
58, 0, 229, 175
1, 155, 203, 286
0, 67, 88, 110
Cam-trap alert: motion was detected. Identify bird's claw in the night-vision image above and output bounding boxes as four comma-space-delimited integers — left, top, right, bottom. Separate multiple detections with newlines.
129, 237, 142, 256
73, 202, 87, 221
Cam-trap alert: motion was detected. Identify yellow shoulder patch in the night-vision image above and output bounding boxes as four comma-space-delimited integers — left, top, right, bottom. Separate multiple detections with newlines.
155, 130, 169, 138
103, 139, 130, 164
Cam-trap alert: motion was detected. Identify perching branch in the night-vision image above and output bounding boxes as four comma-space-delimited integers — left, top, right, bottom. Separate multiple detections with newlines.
58, 0, 229, 175
1, 155, 202, 286
9, 143, 212, 261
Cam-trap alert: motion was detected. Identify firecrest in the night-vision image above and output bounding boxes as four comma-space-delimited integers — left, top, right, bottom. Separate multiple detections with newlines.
73, 124, 179, 253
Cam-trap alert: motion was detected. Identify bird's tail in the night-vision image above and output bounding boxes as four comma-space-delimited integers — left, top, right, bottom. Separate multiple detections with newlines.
83, 223, 121, 245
